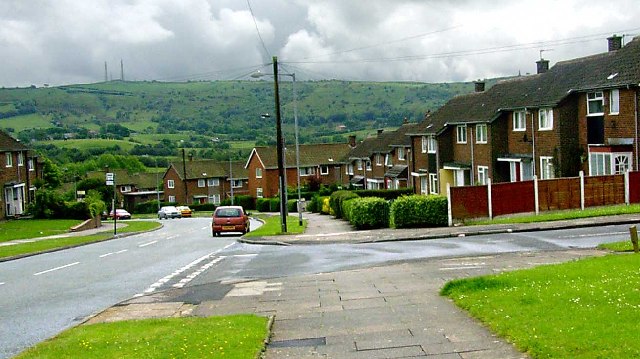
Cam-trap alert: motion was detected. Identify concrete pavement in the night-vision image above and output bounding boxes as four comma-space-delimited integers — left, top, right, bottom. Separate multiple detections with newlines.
84, 212, 637, 358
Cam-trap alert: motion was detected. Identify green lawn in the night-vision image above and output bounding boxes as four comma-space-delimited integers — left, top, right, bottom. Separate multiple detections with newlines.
0, 113, 52, 131
0, 219, 82, 242
468, 204, 640, 225
0, 220, 160, 259
15, 315, 268, 359
244, 214, 306, 237
441, 254, 640, 358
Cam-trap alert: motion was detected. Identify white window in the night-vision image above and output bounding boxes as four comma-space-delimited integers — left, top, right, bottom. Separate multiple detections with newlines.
385, 154, 392, 167
477, 166, 489, 185
120, 185, 132, 193
197, 179, 206, 187
420, 177, 428, 195
356, 159, 363, 170
538, 108, 553, 131
398, 147, 405, 160
429, 173, 439, 194
610, 89, 620, 115
456, 125, 467, 144
365, 160, 372, 171
587, 91, 604, 115
5, 153, 12, 167
231, 179, 243, 188
17, 153, 23, 167
255, 168, 262, 178
375, 153, 382, 166
421, 136, 427, 153
427, 135, 436, 153
320, 165, 329, 175
476, 124, 487, 144
589, 152, 632, 175
207, 178, 219, 187
614, 154, 630, 174
208, 194, 221, 204
168, 195, 176, 203
168, 180, 175, 189
28, 158, 34, 171
256, 187, 263, 198
346, 164, 354, 175
300, 167, 316, 176
540, 156, 554, 179
513, 111, 526, 131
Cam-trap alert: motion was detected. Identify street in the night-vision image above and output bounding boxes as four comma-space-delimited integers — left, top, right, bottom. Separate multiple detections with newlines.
0, 217, 630, 358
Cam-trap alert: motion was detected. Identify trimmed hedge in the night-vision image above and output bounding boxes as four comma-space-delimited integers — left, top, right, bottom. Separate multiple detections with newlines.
341, 197, 358, 222
329, 190, 359, 218
353, 188, 413, 200
390, 195, 448, 228
220, 195, 255, 210
190, 203, 217, 212
307, 194, 321, 213
287, 199, 298, 212
134, 200, 161, 214
349, 197, 389, 229
256, 197, 280, 212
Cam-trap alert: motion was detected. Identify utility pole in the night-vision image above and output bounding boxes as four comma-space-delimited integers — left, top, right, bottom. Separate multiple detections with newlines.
273, 56, 288, 233
182, 148, 188, 204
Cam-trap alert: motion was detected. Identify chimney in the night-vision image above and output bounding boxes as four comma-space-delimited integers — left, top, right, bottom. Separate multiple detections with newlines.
348, 135, 356, 148
474, 80, 485, 92
377, 129, 384, 136
536, 59, 549, 74
403, 117, 409, 124
607, 35, 622, 52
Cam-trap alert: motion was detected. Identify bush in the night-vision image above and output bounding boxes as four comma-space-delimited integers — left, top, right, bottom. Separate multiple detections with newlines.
307, 194, 321, 213
349, 197, 389, 230
287, 199, 299, 212
28, 188, 92, 219
321, 197, 331, 215
341, 197, 358, 222
353, 188, 413, 200
220, 195, 255, 210
190, 203, 217, 212
390, 195, 448, 228
256, 197, 280, 212
329, 190, 359, 218
134, 200, 161, 214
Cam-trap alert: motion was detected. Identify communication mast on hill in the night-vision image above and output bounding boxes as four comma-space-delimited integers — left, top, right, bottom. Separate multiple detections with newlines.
104, 61, 108, 82
120, 59, 124, 81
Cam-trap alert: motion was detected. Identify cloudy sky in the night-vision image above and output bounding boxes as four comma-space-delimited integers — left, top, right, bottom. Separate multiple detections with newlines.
1, 0, 639, 87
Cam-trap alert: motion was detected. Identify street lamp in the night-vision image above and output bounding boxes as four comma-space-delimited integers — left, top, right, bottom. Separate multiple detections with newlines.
252, 59, 302, 228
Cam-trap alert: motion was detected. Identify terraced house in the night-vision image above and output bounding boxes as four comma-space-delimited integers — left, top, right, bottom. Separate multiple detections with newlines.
163, 159, 248, 205
409, 35, 640, 194
0, 130, 40, 218
87, 169, 163, 211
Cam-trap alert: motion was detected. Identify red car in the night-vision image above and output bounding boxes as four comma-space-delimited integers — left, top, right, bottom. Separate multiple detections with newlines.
212, 206, 249, 236
109, 209, 132, 220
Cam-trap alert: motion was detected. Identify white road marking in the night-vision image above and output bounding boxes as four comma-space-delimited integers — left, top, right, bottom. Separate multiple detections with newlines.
139, 240, 157, 248
173, 256, 226, 288
232, 254, 258, 258
99, 249, 127, 258
34, 262, 80, 276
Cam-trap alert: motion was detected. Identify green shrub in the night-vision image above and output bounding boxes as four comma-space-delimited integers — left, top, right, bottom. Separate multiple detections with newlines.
256, 198, 270, 212
353, 188, 413, 200
329, 190, 359, 218
349, 197, 389, 229
287, 199, 299, 212
307, 194, 321, 213
190, 203, 217, 211
321, 197, 331, 215
220, 195, 255, 209
134, 200, 161, 214
390, 195, 448, 228
341, 197, 358, 222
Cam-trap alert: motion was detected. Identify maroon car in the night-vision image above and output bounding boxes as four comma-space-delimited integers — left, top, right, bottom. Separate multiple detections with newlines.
212, 206, 250, 236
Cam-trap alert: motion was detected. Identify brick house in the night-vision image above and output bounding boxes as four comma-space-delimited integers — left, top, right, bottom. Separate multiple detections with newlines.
163, 159, 249, 205
346, 122, 417, 190
410, 35, 640, 193
0, 130, 41, 218
246, 142, 353, 198
87, 170, 163, 211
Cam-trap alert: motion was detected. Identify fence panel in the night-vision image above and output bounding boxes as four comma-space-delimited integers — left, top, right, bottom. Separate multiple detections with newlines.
450, 185, 488, 220
584, 175, 625, 207
492, 181, 535, 216
630, 171, 640, 204
538, 177, 581, 211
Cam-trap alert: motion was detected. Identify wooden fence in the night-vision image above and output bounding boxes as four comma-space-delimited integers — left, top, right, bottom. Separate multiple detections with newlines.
447, 171, 640, 223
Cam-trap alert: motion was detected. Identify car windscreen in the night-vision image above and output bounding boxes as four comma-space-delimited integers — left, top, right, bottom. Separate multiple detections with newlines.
215, 208, 242, 218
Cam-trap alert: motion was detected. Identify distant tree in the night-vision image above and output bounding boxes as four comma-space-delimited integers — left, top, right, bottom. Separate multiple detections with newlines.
40, 157, 63, 189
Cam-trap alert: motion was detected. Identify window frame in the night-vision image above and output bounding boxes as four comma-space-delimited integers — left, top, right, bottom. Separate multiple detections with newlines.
587, 91, 605, 116
428, 173, 439, 194
5, 153, 12, 167
346, 164, 354, 175
477, 166, 489, 185
255, 167, 262, 179
207, 178, 219, 187
538, 108, 553, 131
168, 195, 176, 203
421, 136, 427, 153
384, 154, 392, 167
609, 89, 620, 115
320, 165, 329, 175
476, 124, 487, 144
28, 158, 34, 171
197, 179, 206, 188
540, 156, 555, 179
456, 125, 467, 144
427, 135, 436, 154
231, 179, 243, 188
513, 111, 526, 131
365, 160, 372, 171
256, 187, 263, 198
17, 153, 24, 167
375, 153, 382, 166
397, 147, 405, 161
167, 179, 175, 189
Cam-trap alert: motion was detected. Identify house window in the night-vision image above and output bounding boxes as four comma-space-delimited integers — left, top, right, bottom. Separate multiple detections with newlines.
429, 173, 439, 194
477, 166, 489, 185
256, 187, 263, 198
538, 108, 553, 131
255, 168, 262, 178
320, 165, 329, 175
427, 135, 436, 153
28, 158, 34, 171
587, 91, 604, 115
610, 89, 620, 115
614, 154, 630, 174
385, 154, 392, 167
231, 179, 243, 188
398, 147, 405, 160
420, 177, 428, 195
168, 195, 176, 203
168, 180, 175, 189
513, 111, 526, 131
375, 153, 382, 166
421, 136, 427, 153
197, 179, 205, 187
300, 167, 316, 176
17, 153, 24, 167
540, 156, 554, 179
207, 178, 219, 187
365, 160, 372, 171
456, 125, 467, 144
589, 152, 632, 175
5, 153, 12, 167
120, 185, 132, 193
476, 124, 487, 144
346, 164, 354, 175
208, 194, 221, 204
356, 159, 363, 170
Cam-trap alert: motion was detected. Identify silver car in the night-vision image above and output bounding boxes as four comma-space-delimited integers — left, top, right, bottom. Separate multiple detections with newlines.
158, 206, 182, 219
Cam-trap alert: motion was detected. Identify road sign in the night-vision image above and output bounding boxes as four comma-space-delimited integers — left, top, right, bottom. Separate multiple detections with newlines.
106, 173, 114, 181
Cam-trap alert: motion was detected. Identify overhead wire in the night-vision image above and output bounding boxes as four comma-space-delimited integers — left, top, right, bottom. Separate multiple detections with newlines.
246, 0, 271, 59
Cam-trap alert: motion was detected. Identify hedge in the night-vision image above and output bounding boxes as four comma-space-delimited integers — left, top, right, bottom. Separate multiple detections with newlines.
287, 199, 298, 213
329, 190, 359, 218
307, 194, 321, 213
341, 197, 358, 222
220, 195, 255, 210
256, 197, 280, 212
349, 197, 389, 230
353, 188, 413, 200
190, 203, 217, 212
390, 195, 448, 228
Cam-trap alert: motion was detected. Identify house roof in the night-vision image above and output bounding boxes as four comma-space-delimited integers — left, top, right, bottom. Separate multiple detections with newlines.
87, 170, 160, 189
411, 36, 640, 135
170, 159, 249, 180
0, 130, 29, 152
247, 142, 353, 170
348, 122, 418, 159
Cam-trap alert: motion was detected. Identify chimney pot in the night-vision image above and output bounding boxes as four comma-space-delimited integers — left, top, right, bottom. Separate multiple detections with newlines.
607, 35, 622, 52
474, 80, 485, 92
536, 59, 549, 74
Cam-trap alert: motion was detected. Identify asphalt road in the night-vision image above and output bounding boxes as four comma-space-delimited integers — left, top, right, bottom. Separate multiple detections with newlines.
0, 218, 629, 358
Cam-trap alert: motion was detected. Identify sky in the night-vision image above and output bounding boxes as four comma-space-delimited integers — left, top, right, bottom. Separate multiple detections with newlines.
1, 0, 639, 87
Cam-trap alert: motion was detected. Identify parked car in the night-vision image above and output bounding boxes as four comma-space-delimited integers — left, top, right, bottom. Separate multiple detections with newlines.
109, 209, 132, 220
158, 206, 182, 219
212, 206, 249, 236
176, 206, 192, 218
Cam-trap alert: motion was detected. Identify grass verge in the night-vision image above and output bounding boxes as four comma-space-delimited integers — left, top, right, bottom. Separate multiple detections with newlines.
0, 221, 160, 259
467, 204, 640, 225
15, 315, 269, 359
244, 214, 307, 237
0, 219, 83, 243
441, 254, 640, 358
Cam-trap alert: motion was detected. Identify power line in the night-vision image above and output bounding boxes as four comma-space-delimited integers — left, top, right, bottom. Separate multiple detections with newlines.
246, 0, 271, 59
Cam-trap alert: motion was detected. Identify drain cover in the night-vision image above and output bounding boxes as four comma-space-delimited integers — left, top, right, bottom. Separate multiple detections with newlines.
269, 337, 326, 348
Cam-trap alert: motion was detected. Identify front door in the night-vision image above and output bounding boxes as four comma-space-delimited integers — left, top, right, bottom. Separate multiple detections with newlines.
5, 185, 24, 217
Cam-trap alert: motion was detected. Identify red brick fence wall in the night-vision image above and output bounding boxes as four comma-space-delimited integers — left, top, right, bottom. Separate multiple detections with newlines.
447, 171, 640, 223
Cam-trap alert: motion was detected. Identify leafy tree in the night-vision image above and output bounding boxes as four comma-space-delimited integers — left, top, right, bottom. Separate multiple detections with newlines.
40, 157, 63, 189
